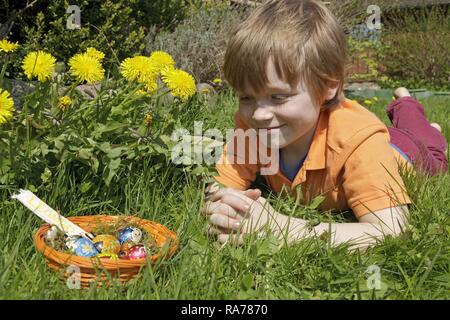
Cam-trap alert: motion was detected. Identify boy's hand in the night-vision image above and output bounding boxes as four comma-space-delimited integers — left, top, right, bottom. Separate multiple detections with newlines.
201, 187, 261, 232
201, 188, 283, 245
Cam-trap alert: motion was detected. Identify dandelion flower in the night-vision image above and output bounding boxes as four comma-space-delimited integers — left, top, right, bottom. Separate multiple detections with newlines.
0, 89, 14, 125
0, 39, 20, 53
68, 52, 104, 84
144, 77, 158, 92
120, 56, 158, 83
143, 113, 153, 127
58, 96, 72, 111
373, 96, 379, 102
22, 51, 56, 82
149, 51, 175, 73
85, 47, 105, 62
363, 99, 372, 105
161, 68, 196, 101
212, 78, 222, 84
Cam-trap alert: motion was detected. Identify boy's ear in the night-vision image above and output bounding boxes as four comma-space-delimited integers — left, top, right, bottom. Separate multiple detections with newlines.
323, 81, 340, 101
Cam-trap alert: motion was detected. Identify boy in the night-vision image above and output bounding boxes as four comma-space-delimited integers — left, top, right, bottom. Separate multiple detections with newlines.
201, 0, 448, 249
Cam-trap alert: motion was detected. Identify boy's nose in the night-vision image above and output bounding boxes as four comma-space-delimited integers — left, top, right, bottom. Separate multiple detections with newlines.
252, 104, 274, 122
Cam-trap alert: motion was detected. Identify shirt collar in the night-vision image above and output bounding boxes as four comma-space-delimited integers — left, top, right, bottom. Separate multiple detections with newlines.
303, 107, 329, 171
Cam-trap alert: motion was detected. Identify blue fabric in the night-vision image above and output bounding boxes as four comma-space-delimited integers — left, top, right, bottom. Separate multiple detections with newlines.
280, 151, 308, 181
390, 142, 412, 164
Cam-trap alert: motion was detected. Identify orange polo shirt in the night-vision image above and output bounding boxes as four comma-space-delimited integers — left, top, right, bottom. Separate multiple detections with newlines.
214, 99, 413, 218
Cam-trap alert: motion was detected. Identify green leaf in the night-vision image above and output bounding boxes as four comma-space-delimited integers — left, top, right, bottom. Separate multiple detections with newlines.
241, 274, 254, 291
107, 147, 125, 159
229, 247, 244, 261
77, 148, 93, 160
308, 195, 325, 210
80, 182, 92, 193
103, 158, 121, 186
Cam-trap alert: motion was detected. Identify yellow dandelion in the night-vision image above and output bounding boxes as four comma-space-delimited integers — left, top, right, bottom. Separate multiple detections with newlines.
144, 77, 158, 92
58, 96, 72, 111
85, 47, 105, 62
143, 113, 153, 127
0, 89, 14, 125
149, 51, 175, 73
363, 99, 372, 105
120, 56, 158, 83
68, 52, 104, 84
373, 96, 379, 102
212, 78, 222, 84
0, 39, 20, 53
22, 51, 56, 82
161, 68, 196, 101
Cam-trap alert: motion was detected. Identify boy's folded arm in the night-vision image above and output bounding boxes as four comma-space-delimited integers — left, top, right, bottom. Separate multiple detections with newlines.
311, 205, 409, 249
276, 205, 409, 249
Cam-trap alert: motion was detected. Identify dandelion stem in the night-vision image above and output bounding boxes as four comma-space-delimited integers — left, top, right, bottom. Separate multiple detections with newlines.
0, 57, 9, 87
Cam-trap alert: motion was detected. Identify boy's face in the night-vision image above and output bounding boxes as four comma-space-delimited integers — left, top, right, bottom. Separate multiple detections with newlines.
237, 58, 324, 150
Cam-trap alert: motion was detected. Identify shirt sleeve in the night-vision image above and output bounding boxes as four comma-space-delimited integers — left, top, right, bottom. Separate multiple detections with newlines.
341, 131, 412, 218
214, 112, 259, 190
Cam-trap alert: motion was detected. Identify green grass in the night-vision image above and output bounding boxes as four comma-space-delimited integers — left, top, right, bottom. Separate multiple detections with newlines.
0, 92, 449, 299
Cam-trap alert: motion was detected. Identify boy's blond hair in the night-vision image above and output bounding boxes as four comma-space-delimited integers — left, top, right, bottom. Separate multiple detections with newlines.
224, 0, 347, 108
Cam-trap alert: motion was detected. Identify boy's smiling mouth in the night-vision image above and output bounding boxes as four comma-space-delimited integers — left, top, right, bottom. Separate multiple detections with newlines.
259, 124, 286, 132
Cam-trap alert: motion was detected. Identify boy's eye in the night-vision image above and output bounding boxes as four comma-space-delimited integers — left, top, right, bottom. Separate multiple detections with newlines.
239, 96, 252, 102
271, 95, 288, 102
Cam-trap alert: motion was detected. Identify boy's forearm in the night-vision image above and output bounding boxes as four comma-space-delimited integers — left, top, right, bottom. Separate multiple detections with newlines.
312, 222, 388, 249
274, 213, 394, 249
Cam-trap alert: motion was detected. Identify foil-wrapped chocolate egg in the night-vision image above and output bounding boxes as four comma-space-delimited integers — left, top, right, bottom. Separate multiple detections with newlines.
93, 234, 121, 254
45, 226, 60, 247
71, 237, 99, 257
128, 245, 147, 260
97, 253, 118, 260
118, 226, 142, 245
120, 241, 135, 253
118, 251, 129, 259
65, 235, 81, 252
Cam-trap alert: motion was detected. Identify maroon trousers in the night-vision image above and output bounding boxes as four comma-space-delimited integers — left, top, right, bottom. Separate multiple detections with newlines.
387, 97, 448, 176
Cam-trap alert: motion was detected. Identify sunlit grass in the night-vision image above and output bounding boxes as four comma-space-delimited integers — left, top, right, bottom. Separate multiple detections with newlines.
0, 91, 448, 299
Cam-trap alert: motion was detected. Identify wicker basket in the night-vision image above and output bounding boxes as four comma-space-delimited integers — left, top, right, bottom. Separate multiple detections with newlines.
34, 215, 179, 288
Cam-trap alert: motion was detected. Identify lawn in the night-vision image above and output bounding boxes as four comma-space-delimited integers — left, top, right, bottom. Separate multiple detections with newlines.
0, 92, 448, 300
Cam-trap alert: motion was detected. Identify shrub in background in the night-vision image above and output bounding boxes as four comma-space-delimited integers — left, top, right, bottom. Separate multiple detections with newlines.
145, 1, 248, 83
379, 5, 450, 90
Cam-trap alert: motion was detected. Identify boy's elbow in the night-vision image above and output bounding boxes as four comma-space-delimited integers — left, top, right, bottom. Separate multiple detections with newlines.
359, 205, 410, 236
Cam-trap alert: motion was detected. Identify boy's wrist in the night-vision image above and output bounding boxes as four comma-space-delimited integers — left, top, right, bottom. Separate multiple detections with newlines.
271, 214, 308, 244
272, 215, 331, 244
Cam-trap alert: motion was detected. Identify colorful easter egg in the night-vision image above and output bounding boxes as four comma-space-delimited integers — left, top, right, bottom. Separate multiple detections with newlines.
121, 241, 135, 252
128, 245, 147, 260
65, 235, 81, 252
118, 226, 142, 245
118, 251, 129, 259
45, 225, 60, 246
97, 253, 118, 260
93, 234, 121, 254
72, 237, 99, 257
